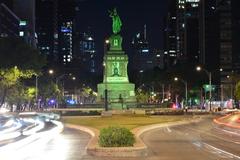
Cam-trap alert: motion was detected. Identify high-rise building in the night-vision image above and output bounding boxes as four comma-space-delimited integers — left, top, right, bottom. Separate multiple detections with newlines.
13, 0, 36, 47
166, 0, 240, 100
0, 1, 31, 44
163, 0, 177, 68
131, 25, 154, 72
232, 0, 240, 72
176, 0, 201, 64
36, 0, 58, 63
75, 32, 97, 73
153, 49, 165, 69
165, 0, 202, 67
217, 0, 240, 99
58, 0, 75, 66
0, 3, 20, 38
166, 0, 220, 69
201, 0, 219, 70
60, 21, 73, 65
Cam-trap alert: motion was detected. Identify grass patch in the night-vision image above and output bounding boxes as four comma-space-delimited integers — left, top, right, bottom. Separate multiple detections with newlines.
62, 115, 192, 130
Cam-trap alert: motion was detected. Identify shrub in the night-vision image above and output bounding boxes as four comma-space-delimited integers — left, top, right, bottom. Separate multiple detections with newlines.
61, 110, 101, 116
99, 126, 135, 147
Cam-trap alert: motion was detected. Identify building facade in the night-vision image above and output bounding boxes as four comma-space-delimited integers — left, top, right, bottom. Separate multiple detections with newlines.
163, 0, 177, 68
0, 3, 20, 38
36, 0, 58, 63
77, 32, 97, 73
59, 21, 73, 65
131, 25, 154, 72
13, 0, 36, 47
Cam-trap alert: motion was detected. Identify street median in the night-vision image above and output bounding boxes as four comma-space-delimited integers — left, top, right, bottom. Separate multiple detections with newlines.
65, 116, 202, 157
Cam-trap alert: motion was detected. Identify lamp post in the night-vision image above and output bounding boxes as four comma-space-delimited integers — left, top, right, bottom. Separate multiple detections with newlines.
35, 75, 39, 110
174, 77, 188, 107
196, 66, 212, 111
49, 70, 74, 108
103, 39, 110, 111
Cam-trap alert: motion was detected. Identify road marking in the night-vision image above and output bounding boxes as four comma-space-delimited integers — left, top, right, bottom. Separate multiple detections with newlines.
175, 124, 240, 145
203, 142, 240, 159
193, 141, 240, 159
166, 127, 172, 133
193, 142, 202, 148
214, 125, 240, 137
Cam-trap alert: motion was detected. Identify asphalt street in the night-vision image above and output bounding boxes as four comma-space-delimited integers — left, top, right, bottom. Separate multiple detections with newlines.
4, 116, 239, 160
141, 117, 240, 160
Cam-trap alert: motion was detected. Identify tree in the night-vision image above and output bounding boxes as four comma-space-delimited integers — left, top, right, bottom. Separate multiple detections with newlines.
235, 81, 240, 101
0, 37, 46, 71
0, 67, 35, 107
0, 37, 46, 109
38, 77, 61, 107
136, 88, 149, 103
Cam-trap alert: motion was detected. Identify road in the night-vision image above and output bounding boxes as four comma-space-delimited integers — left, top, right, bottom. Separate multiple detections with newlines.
83, 116, 240, 160
1, 116, 239, 160
141, 116, 240, 160
18, 128, 91, 160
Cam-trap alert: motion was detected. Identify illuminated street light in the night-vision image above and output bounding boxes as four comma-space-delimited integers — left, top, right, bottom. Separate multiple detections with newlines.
196, 66, 201, 71
196, 66, 212, 111
105, 39, 110, 44
72, 76, 76, 80
174, 77, 188, 106
48, 69, 54, 75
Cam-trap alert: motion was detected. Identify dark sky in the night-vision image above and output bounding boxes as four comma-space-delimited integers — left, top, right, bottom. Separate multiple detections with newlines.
75, 0, 169, 53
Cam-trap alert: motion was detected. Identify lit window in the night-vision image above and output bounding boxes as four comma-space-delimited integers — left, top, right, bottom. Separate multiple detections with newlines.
19, 31, 24, 36
19, 21, 27, 26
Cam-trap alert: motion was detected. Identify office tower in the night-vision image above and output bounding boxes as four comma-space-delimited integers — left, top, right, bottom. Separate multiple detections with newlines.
36, 0, 58, 63
60, 21, 73, 65
132, 25, 154, 72
13, 0, 36, 47
0, 3, 20, 38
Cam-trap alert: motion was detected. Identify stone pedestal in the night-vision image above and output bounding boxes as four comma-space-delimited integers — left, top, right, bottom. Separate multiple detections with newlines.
101, 111, 112, 117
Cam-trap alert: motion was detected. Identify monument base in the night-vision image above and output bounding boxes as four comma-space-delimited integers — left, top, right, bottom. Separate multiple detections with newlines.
97, 83, 136, 103
101, 111, 112, 117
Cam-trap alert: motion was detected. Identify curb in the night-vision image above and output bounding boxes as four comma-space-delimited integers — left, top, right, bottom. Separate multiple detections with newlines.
65, 116, 203, 157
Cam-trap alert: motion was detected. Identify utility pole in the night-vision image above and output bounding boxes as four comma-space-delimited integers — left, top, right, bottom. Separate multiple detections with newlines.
162, 84, 165, 102
35, 75, 38, 110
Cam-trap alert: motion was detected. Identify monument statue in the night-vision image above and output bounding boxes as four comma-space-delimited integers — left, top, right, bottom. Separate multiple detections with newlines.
109, 8, 122, 34
97, 8, 136, 109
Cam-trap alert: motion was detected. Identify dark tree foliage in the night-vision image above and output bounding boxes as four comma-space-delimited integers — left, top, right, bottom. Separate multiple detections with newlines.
0, 37, 46, 71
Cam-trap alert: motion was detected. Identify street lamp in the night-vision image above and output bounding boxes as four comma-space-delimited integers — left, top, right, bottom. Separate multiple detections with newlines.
174, 77, 188, 106
103, 39, 110, 111
48, 69, 54, 75
34, 74, 39, 110
196, 66, 212, 111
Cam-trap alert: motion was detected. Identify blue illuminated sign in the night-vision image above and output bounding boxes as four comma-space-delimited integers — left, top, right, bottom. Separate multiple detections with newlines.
61, 27, 71, 33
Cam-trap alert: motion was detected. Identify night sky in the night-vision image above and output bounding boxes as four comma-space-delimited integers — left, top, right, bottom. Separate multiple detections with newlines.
75, 0, 169, 53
